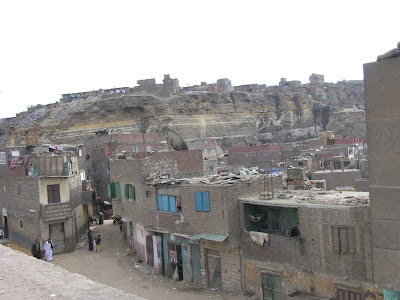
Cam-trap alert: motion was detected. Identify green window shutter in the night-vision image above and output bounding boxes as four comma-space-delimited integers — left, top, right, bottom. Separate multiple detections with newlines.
115, 182, 121, 199
132, 186, 135, 200
125, 184, 129, 198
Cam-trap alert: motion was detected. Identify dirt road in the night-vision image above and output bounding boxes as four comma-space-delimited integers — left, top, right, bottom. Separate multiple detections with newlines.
52, 220, 247, 300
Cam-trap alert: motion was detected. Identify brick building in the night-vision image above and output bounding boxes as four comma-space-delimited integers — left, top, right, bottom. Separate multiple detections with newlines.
364, 52, 400, 297
0, 146, 90, 253
228, 142, 296, 167
239, 190, 380, 299
110, 152, 283, 292
82, 130, 164, 214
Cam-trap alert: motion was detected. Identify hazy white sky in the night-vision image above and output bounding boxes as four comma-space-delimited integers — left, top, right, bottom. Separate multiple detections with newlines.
0, 0, 398, 119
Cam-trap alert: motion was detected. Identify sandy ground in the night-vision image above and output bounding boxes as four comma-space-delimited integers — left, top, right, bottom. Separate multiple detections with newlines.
51, 220, 248, 300
0, 245, 145, 300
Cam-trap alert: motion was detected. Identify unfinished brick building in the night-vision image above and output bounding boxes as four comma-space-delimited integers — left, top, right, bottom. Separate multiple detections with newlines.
110, 150, 283, 292
239, 191, 379, 299
0, 145, 91, 253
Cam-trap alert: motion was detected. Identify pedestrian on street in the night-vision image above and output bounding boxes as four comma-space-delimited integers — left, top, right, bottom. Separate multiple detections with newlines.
96, 235, 101, 252
88, 231, 94, 251
43, 238, 54, 261
98, 212, 104, 225
119, 220, 123, 232
31, 239, 41, 259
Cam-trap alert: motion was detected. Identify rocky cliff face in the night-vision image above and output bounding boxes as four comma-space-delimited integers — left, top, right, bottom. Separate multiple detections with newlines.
1, 92, 366, 150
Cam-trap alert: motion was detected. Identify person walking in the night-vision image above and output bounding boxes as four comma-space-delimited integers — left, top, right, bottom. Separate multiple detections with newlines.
31, 239, 41, 259
43, 238, 54, 261
98, 212, 104, 225
88, 231, 94, 251
95, 235, 101, 252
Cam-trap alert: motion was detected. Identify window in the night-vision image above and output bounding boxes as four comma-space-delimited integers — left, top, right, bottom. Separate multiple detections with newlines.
133, 146, 139, 153
0, 152, 6, 164
268, 210, 280, 231
11, 150, 20, 157
124, 184, 136, 200
17, 186, 21, 196
19, 219, 24, 230
146, 190, 152, 198
157, 195, 181, 212
263, 152, 269, 157
332, 226, 356, 253
195, 191, 210, 212
337, 289, 361, 300
262, 273, 282, 300
47, 184, 61, 204
146, 146, 152, 152
107, 182, 121, 199
245, 153, 249, 157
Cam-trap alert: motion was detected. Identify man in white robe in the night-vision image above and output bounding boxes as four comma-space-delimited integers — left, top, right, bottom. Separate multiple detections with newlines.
43, 238, 54, 261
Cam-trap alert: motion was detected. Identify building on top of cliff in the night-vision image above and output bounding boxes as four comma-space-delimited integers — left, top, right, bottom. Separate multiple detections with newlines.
183, 78, 234, 93
216, 78, 234, 92
234, 83, 268, 93
163, 74, 180, 94
309, 73, 325, 84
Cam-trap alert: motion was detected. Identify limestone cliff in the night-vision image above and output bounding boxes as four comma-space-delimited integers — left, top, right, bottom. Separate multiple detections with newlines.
1, 92, 366, 150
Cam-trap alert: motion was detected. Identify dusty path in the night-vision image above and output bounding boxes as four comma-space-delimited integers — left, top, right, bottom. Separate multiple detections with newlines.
52, 220, 247, 300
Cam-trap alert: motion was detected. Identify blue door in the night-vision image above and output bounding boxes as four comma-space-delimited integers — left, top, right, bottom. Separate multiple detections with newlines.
191, 244, 201, 284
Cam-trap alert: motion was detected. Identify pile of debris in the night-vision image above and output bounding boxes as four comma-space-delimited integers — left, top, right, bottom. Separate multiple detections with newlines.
144, 170, 280, 186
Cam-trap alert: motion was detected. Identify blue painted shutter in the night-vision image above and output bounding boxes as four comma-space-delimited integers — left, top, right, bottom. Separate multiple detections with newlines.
202, 192, 210, 212
162, 195, 169, 212
169, 196, 176, 212
195, 192, 203, 211
157, 195, 162, 210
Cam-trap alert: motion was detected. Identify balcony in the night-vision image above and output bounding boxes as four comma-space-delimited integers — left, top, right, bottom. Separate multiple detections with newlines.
41, 202, 73, 221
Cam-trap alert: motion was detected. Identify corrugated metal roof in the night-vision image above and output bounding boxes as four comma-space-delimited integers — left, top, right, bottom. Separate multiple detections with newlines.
189, 233, 228, 242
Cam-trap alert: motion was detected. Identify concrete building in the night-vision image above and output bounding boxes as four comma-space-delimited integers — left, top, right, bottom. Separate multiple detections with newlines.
239, 190, 379, 299
0, 146, 90, 253
364, 53, 400, 296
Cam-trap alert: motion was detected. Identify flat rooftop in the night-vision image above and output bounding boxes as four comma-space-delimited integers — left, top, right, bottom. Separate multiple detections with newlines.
240, 190, 369, 208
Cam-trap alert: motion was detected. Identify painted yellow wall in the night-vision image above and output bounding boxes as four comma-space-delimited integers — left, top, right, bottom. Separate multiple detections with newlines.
39, 178, 70, 205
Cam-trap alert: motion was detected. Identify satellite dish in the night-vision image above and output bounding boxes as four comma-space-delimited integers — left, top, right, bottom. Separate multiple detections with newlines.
162, 127, 188, 151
